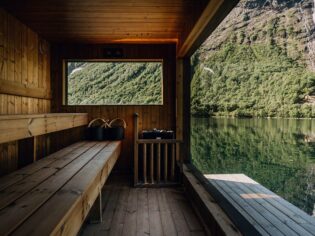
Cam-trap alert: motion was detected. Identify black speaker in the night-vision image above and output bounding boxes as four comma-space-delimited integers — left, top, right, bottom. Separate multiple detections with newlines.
103, 48, 124, 58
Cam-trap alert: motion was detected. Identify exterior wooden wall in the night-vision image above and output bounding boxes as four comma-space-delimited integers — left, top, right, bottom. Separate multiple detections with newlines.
51, 44, 176, 172
0, 9, 51, 175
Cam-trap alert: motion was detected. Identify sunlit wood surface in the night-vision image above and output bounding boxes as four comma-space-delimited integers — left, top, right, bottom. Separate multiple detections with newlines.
205, 174, 315, 236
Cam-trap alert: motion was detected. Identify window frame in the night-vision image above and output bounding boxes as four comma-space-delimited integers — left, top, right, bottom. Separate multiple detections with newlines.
62, 59, 164, 106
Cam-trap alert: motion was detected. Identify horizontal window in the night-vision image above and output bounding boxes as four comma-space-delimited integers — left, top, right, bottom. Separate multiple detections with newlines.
65, 60, 163, 105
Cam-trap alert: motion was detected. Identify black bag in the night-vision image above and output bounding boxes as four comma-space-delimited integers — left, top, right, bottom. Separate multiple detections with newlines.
87, 118, 108, 141
105, 127, 125, 140
105, 118, 126, 140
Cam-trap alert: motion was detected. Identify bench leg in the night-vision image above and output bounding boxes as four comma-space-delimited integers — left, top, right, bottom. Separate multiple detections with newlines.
88, 190, 103, 224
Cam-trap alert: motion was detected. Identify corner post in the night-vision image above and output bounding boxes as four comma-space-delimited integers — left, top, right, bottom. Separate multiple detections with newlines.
133, 113, 139, 186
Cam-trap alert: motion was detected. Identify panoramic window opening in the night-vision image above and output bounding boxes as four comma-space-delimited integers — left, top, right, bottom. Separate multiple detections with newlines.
65, 60, 163, 105
190, 0, 315, 216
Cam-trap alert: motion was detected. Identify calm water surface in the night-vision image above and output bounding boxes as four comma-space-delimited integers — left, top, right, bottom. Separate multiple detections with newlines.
191, 117, 315, 216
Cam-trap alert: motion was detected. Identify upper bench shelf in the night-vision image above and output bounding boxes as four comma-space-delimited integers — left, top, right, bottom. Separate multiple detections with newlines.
0, 113, 88, 144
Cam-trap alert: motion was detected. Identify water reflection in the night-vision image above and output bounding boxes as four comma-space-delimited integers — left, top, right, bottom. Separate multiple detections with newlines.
191, 117, 315, 215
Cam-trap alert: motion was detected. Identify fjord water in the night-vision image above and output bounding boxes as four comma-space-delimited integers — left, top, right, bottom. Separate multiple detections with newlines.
191, 117, 315, 216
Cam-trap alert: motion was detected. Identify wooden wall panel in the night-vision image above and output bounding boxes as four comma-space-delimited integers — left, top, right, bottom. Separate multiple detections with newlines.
0, 9, 51, 176
51, 44, 176, 173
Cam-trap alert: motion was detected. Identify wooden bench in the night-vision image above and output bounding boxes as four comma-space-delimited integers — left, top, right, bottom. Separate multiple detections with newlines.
0, 113, 121, 236
0, 141, 121, 236
0, 113, 89, 164
205, 173, 315, 236
0, 113, 88, 144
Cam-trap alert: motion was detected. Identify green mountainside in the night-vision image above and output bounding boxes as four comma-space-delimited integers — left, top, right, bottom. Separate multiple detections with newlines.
191, 0, 315, 117
67, 62, 162, 105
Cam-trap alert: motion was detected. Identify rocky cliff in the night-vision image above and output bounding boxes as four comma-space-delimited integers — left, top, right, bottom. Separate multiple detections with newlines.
200, 0, 315, 70
191, 0, 315, 117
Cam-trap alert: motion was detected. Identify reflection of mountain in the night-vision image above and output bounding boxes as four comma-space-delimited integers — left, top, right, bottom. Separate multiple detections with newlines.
191, 0, 315, 117
67, 62, 162, 105
191, 117, 315, 215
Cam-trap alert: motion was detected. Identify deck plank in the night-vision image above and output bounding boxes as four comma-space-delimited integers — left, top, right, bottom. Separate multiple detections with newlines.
99, 182, 121, 233
165, 188, 191, 236
148, 188, 163, 236
122, 186, 138, 236
108, 185, 130, 236
0, 142, 108, 236
81, 175, 205, 236
213, 176, 299, 236
136, 188, 150, 236
231, 174, 313, 236
236, 174, 315, 232
205, 174, 315, 236
206, 175, 277, 236
166, 188, 205, 234
157, 188, 177, 236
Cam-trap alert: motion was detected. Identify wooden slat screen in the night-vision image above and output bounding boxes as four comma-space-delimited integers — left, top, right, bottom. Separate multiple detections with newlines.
134, 113, 182, 186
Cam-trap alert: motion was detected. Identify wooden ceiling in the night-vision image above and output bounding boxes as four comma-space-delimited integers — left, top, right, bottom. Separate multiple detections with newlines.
0, 0, 209, 45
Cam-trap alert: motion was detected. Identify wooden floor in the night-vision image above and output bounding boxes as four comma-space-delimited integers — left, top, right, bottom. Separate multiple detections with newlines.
205, 174, 315, 236
80, 174, 206, 236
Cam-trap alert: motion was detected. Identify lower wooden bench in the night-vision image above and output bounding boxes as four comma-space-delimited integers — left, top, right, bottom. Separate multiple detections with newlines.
0, 141, 121, 236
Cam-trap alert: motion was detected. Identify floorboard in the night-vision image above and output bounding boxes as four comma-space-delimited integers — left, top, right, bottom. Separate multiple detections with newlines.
80, 174, 206, 236
148, 188, 163, 236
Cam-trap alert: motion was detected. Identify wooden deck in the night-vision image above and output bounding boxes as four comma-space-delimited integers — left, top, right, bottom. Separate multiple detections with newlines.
205, 174, 315, 236
80, 174, 206, 236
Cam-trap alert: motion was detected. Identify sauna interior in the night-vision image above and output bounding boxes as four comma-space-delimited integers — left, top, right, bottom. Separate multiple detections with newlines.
1, 0, 314, 236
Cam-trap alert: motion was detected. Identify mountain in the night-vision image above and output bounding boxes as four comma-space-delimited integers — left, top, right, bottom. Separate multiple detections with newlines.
67, 62, 162, 105
191, 0, 315, 117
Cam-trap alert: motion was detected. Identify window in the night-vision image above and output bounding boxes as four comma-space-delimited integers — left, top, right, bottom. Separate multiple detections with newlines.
65, 61, 163, 105
190, 0, 315, 216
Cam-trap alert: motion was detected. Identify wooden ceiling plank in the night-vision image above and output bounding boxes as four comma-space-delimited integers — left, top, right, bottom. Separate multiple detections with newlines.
178, 0, 224, 57
30, 30, 181, 35
2, 0, 196, 8
0, 0, 209, 44
6, 16, 188, 25
4, 7, 189, 14
28, 22, 183, 28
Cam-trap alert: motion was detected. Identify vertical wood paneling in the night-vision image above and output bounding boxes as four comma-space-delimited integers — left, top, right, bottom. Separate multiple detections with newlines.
7, 15, 15, 85
0, 11, 5, 81
0, 10, 7, 83
0, 9, 51, 176
51, 44, 176, 172
27, 28, 34, 86
21, 24, 28, 85
14, 17, 22, 84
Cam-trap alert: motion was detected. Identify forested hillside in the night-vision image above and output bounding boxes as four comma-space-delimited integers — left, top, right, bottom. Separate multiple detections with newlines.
191, 0, 315, 117
67, 62, 162, 105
